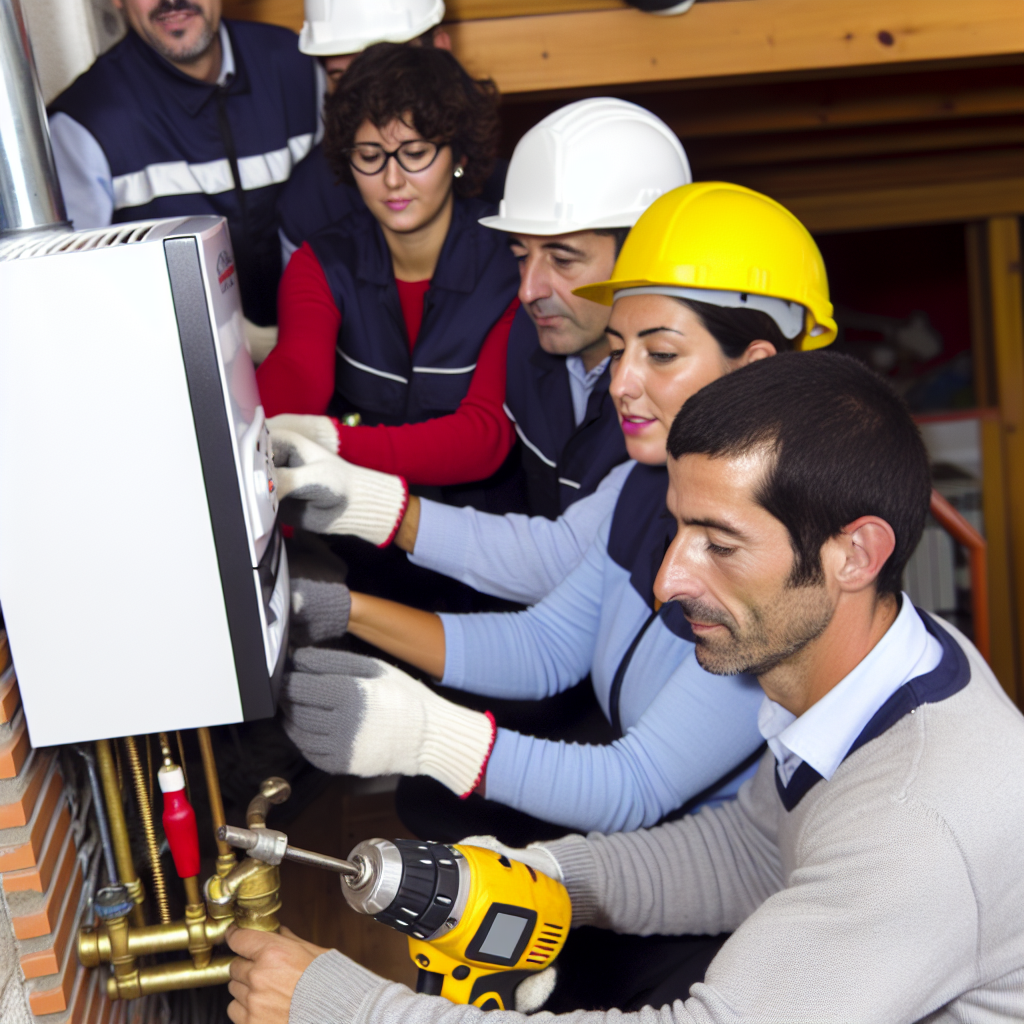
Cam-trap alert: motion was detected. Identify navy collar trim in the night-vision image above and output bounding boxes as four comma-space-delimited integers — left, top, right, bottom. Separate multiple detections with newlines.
775, 609, 970, 811
355, 197, 484, 293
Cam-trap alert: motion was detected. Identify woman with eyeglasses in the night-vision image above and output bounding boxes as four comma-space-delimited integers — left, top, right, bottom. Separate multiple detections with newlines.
256, 44, 521, 529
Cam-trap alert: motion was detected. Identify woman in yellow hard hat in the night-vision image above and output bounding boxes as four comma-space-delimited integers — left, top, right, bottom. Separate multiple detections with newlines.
276, 180, 836, 838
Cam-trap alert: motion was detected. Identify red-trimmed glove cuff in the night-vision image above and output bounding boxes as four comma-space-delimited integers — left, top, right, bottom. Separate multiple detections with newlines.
376, 477, 409, 549
328, 417, 344, 456
460, 711, 497, 799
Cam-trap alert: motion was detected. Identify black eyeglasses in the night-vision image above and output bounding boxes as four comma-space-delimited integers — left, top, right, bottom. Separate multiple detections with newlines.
346, 140, 445, 176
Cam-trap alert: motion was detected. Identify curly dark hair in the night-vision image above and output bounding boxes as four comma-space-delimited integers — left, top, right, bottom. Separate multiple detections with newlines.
322, 43, 500, 199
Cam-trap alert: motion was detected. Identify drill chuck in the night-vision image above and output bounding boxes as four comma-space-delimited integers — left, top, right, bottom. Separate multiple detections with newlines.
342, 839, 470, 941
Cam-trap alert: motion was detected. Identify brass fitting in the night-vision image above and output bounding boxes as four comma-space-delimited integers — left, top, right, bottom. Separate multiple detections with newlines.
235, 861, 282, 932
78, 913, 233, 966
79, 764, 290, 999
106, 957, 235, 1000
183, 875, 210, 968
105, 912, 140, 1001
246, 777, 291, 829
204, 856, 282, 932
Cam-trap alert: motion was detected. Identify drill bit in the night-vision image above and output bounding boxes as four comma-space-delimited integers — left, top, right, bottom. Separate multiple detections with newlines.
218, 824, 362, 878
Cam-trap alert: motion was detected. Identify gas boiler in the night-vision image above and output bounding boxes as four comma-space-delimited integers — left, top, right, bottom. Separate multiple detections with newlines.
0, 216, 289, 745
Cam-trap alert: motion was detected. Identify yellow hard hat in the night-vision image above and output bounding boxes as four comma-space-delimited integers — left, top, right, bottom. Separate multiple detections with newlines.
574, 181, 836, 350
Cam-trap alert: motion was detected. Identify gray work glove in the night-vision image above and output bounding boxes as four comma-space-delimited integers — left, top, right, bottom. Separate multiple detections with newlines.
270, 429, 408, 547
282, 649, 496, 797
290, 578, 351, 644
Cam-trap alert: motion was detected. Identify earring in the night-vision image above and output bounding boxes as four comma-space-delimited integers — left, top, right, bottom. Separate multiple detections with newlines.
453, 166, 464, 178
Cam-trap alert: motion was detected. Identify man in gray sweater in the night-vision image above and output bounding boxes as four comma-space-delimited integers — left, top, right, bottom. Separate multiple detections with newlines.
224, 352, 1024, 1024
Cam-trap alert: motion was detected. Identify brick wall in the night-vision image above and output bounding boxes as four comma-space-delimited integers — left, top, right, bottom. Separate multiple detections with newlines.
0, 629, 125, 1024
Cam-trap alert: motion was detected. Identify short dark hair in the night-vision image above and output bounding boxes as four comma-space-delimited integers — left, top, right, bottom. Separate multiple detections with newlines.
677, 298, 793, 359
322, 43, 500, 198
594, 227, 631, 256
666, 351, 931, 596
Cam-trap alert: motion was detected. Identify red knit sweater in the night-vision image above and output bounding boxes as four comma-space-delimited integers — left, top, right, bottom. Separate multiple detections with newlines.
256, 243, 518, 486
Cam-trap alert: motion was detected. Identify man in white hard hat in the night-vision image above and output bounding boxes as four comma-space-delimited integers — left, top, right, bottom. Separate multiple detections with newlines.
277, 0, 503, 262
481, 98, 692, 519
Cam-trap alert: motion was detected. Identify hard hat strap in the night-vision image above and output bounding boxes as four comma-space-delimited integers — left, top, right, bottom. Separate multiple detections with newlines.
613, 286, 806, 340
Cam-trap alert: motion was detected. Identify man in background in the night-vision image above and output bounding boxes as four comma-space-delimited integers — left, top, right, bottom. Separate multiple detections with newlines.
48, 0, 319, 325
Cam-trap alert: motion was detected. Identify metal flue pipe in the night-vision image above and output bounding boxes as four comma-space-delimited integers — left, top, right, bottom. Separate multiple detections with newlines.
0, 0, 67, 236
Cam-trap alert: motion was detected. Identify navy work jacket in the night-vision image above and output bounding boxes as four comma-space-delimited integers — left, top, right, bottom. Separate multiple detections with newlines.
309, 196, 519, 427
49, 22, 318, 325
504, 306, 628, 518
278, 146, 510, 253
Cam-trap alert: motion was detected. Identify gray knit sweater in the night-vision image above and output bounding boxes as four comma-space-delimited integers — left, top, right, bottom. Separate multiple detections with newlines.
290, 623, 1024, 1024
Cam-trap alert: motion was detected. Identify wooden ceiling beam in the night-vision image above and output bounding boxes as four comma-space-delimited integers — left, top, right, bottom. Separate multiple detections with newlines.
689, 121, 1024, 168
658, 85, 1024, 140
445, 0, 622, 18
790, 175, 1024, 233
447, 0, 1024, 95
734, 145, 1023, 196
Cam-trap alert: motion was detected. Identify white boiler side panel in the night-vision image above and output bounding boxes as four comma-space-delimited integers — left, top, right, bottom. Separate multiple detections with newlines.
0, 241, 244, 744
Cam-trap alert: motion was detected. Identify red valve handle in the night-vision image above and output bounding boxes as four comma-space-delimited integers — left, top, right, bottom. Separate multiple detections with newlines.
159, 766, 200, 879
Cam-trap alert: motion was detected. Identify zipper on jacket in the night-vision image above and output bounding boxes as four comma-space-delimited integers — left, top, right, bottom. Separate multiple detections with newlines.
216, 86, 248, 238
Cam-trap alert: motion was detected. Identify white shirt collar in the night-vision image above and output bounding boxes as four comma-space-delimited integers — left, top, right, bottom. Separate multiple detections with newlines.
216, 23, 235, 87
758, 595, 944, 786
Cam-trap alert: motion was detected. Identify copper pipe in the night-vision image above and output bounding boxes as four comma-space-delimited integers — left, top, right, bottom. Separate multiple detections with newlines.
930, 489, 990, 662
146, 733, 155, 811
107, 955, 235, 999
95, 740, 145, 927
176, 730, 191, 803
196, 727, 235, 875
158, 732, 174, 765
123, 736, 171, 925
183, 875, 202, 907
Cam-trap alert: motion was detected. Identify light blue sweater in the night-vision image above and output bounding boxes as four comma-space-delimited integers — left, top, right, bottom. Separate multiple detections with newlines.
436, 471, 765, 833
409, 462, 634, 604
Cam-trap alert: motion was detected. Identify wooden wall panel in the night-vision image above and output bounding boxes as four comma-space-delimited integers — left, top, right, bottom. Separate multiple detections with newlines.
988, 216, 1024, 707
220, 0, 1024, 95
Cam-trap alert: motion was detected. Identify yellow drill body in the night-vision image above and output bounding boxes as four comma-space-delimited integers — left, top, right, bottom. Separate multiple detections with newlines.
405, 843, 571, 1008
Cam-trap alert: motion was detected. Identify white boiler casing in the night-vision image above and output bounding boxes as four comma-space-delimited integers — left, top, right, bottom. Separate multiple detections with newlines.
0, 216, 289, 745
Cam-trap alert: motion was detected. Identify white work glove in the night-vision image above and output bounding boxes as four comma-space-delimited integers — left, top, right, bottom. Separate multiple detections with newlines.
458, 835, 564, 884
267, 413, 341, 454
282, 649, 496, 798
270, 428, 408, 547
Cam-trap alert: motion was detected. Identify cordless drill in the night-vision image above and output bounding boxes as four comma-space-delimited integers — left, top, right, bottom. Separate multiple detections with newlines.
220, 827, 571, 1009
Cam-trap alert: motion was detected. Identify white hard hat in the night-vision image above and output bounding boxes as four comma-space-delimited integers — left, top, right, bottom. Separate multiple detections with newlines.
479, 98, 691, 236
299, 0, 445, 57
